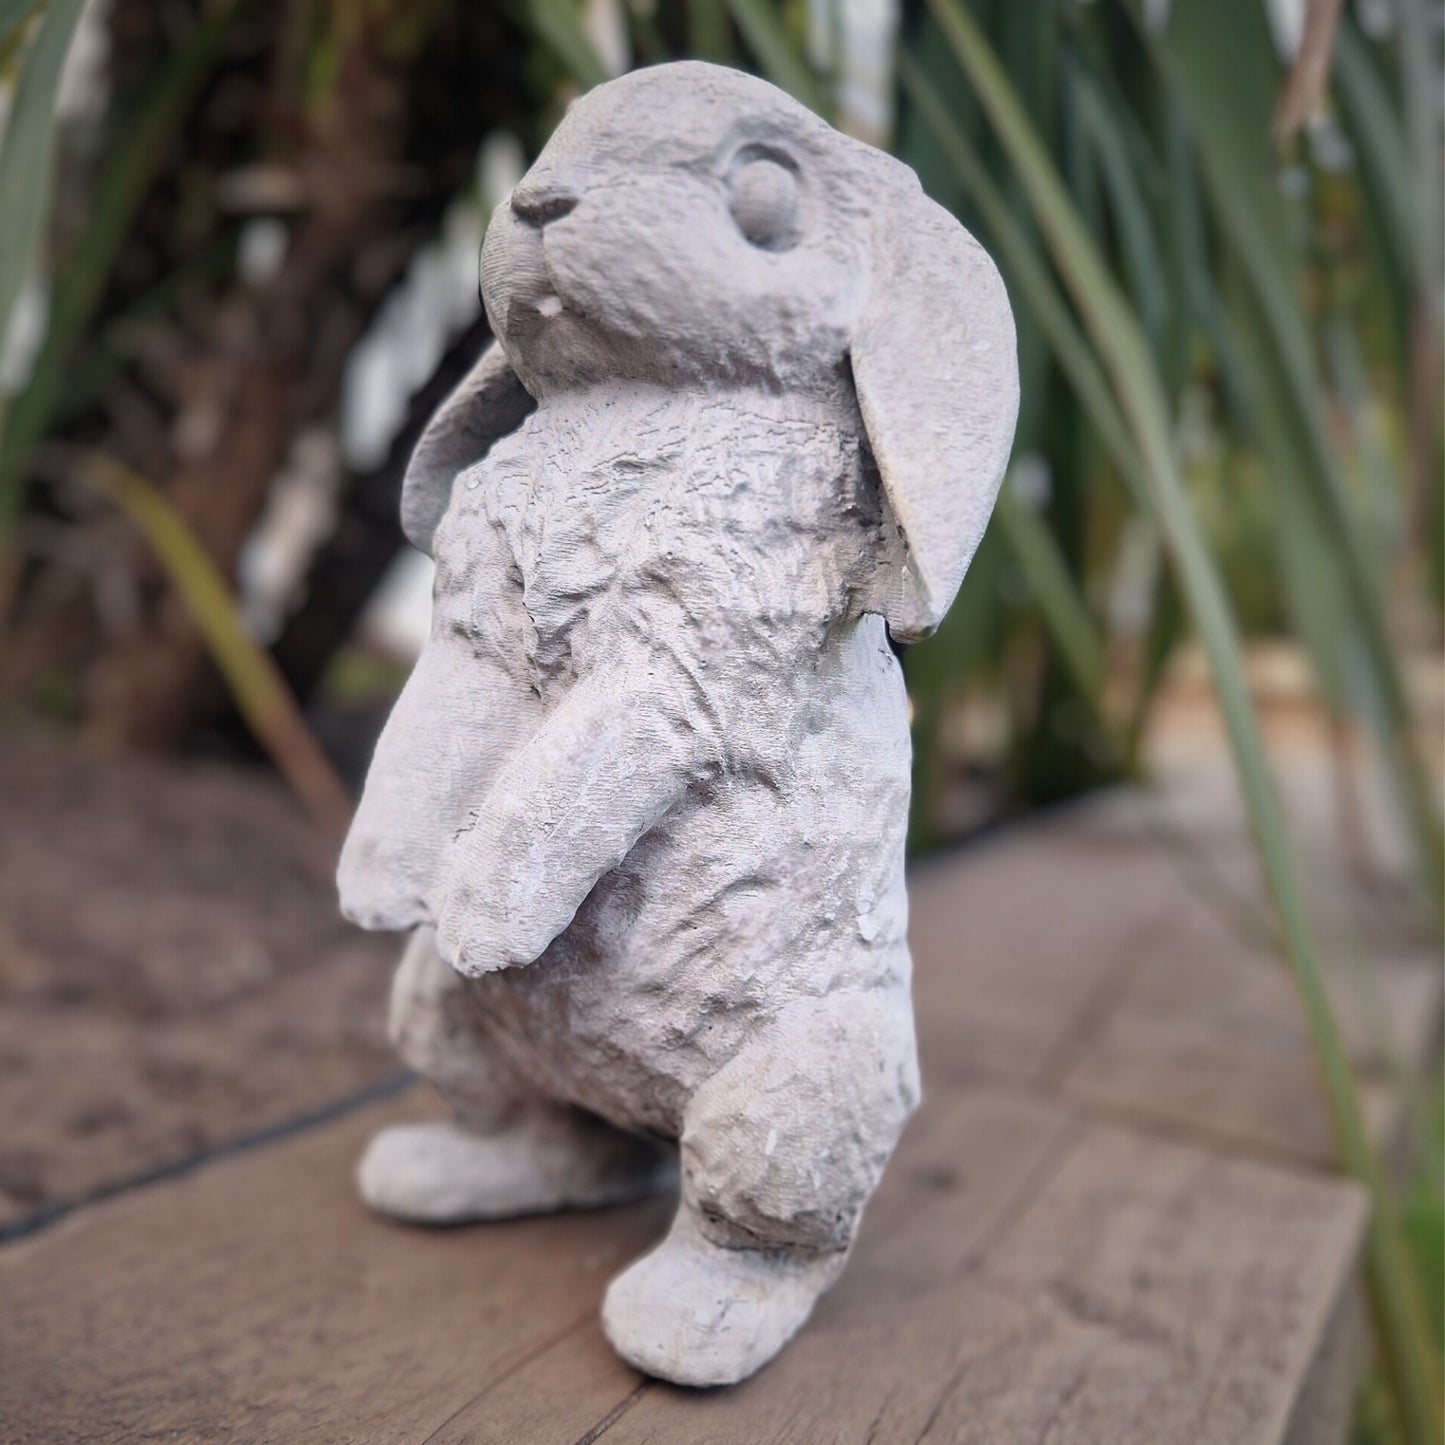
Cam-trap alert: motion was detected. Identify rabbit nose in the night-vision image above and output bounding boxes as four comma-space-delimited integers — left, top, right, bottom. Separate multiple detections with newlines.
511, 181, 579, 228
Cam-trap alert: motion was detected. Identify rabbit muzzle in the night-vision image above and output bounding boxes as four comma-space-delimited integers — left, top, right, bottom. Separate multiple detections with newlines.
481, 196, 610, 394
484, 204, 559, 328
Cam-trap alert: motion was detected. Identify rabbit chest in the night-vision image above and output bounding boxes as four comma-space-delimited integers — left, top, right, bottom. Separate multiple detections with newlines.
451, 383, 891, 702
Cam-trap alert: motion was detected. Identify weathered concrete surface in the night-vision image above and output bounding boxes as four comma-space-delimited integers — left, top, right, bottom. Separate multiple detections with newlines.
338, 61, 1019, 1384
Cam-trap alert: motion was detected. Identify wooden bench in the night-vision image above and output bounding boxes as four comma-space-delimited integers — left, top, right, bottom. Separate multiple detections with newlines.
1, 730, 1436, 1443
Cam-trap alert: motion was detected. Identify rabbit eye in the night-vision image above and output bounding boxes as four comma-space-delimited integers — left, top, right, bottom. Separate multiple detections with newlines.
729, 158, 798, 251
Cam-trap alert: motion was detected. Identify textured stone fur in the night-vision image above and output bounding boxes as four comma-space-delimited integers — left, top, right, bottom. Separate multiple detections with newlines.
338, 61, 1017, 1387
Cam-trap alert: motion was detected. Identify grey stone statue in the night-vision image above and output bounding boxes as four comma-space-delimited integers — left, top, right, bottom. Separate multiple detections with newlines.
338, 60, 1017, 1387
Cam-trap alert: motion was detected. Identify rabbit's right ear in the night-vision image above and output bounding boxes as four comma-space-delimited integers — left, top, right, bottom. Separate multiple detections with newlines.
849, 182, 1018, 642
401, 340, 536, 554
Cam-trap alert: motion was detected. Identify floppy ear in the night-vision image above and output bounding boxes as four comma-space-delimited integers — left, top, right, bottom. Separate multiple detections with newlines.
400, 339, 536, 554
850, 183, 1019, 642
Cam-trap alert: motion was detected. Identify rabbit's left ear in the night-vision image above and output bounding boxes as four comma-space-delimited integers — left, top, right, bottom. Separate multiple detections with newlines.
401, 340, 536, 554
850, 184, 1019, 642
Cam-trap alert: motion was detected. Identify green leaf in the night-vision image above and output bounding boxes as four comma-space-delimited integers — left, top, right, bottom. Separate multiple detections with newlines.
0, 0, 41, 51
1071, 71, 1167, 353
899, 53, 1126, 735
1227, 271, 1350, 714
1388, 0, 1443, 313
75, 450, 353, 838
1139, 0, 1444, 913
994, 482, 1106, 704
1, 0, 242, 477
1333, 21, 1414, 299
897, 52, 1141, 498
717, 0, 825, 114
524, 0, 611, 91
686, 0, 737, 63
0, 0, 86, 398
925, 5, 1444, 1441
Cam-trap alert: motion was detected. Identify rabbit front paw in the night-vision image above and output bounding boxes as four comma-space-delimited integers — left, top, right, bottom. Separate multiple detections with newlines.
435, 877, 556, 976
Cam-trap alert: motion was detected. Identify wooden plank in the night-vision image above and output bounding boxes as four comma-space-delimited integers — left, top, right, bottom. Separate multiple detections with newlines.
559, 1131, 1365, 1445
906, 824, 1182, 1089
0, 735, 1423, 1443
439, 1119, 1368, 1445
1056, 895, 1430, 1166
413, 1089, 1076, 1444
0, 1091, 664, 1445
908, 769, 1440, 1170
958, 1127, 1367, 1445
0, 1075, 1366, 1443
0, 1086, 1061, 1442
0, 738, 397, 1227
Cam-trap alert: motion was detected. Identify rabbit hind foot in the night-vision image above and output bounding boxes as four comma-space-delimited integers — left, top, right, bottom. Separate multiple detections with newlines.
357, 1114, 675, 1226
601, 1207, 845, 1387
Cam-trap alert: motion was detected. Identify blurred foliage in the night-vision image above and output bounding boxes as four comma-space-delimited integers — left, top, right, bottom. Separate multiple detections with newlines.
1355, 1071, 1445, 1445
0, 0, 548, 751
0, 1, 1438, 853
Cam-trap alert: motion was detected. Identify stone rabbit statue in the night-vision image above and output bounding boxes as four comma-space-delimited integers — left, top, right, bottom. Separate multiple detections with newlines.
338, 60, 1018, 1387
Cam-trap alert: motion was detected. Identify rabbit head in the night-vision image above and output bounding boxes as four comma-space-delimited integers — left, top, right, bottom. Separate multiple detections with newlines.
482, 63, 871, 400
469, 61, 1017, 639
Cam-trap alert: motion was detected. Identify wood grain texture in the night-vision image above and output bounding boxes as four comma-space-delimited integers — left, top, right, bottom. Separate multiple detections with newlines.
0, 737, 396, 1228
0, 1084, 1365, 1443
0, 1091, 668, 1445
908, 762, 1439, 1169
0, 744, 1431, 1441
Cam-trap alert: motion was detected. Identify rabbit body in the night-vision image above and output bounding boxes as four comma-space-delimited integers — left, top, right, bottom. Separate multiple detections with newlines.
438, 381, 914, 1136
337, 60, 1016, 1388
